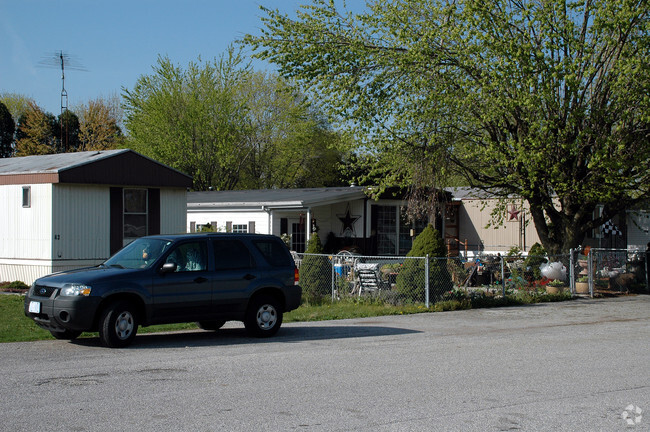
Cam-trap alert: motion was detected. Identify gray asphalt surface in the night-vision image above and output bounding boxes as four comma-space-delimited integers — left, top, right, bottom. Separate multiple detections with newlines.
1, 296, 648, 431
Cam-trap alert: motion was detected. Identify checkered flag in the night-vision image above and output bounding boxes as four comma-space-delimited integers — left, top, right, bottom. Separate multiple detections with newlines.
601, 220, 622, 236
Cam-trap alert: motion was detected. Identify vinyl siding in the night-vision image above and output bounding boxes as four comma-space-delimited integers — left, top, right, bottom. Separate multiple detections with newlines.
627, 210, 650, 250
160, 189, 188, 235
459, 199, 541, 253
0, 183, 53, 260
52, 184, 110, 260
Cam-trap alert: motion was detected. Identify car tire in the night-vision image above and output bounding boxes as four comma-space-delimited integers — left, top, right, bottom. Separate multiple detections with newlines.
99, 301, 138, 348
197, 320, 226, 331
50, 329, 82, 340
244, 295, 283, 338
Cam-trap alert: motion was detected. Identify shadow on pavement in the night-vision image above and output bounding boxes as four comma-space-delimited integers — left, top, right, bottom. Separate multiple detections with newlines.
71, 323, 421, 349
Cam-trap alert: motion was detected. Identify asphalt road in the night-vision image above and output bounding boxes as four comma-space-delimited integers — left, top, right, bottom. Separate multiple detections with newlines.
1, 296, 649, 432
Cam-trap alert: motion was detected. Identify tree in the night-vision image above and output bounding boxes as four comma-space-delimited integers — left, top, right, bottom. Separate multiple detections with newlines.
15, 103, 56, 156
0, 102, 14, 157
246, 0, 650, 254
237, 72, 345, 189
76, 98, 124, 151
57, 110, 81, 152
0, 93, 33, 124
123, 50, 252, 191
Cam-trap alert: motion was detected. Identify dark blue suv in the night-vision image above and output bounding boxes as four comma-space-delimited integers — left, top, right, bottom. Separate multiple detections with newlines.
25, 233, 302, 347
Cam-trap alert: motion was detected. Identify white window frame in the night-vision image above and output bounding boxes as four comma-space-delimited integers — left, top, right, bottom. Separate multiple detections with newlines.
232, 224, 248, 233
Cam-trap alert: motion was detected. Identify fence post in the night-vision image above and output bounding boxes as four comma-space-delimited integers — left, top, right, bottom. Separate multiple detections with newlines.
646, 250, 649, 293
501, 256, 505, 297
425, 254, 430, 308
330, 255, 335, 302
569, 248, 575, 295
588, 248, 594, 298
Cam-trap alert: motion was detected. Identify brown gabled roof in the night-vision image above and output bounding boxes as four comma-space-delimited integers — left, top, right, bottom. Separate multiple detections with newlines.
0, 149, 193, 188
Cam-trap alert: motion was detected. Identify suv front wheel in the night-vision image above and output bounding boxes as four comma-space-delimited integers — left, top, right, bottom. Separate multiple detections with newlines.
244, 295, 283, 338
99, 300, 139, 348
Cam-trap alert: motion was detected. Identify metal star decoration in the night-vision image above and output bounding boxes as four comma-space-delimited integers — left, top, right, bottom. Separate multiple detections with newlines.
337, 204, 361, 237
507, 204, 521, 221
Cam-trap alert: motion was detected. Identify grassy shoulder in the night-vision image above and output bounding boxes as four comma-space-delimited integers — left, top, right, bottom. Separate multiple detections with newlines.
0, 290, 574, 344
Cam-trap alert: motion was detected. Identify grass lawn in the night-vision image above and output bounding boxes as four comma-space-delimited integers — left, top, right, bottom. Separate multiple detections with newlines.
1, 290, 574, 343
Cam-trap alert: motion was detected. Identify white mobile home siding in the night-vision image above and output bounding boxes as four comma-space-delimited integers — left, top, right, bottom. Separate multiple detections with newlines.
627, 210, 650, 250
52, 184, 110, 261
188, 210, 270, 234
0, 183, 53, 260
161, 189, 188, 235
0, 183, 53, 283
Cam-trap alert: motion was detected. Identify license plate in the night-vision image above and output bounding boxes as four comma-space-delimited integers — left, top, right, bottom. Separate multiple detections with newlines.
28, 301, 41, 314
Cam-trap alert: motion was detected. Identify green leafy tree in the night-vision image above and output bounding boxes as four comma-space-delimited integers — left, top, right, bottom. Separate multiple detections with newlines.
123, 49, 251, 191
300, 232, 332, 303
0, 93, 33, 125
246, 0, 650, 254
0, 102, 15, 157
396, 225, 451, 302
15, 103, 57, 156
237, 72, 345, 188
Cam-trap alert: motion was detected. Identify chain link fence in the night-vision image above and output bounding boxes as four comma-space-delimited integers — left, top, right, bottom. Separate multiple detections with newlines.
575, 248, 649, 297
294, 249, 648, 306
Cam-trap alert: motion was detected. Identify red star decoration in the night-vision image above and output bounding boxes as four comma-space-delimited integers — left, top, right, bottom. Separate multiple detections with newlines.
507, 205, 521, 221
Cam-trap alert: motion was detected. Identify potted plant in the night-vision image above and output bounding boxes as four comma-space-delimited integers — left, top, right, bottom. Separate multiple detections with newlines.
575, 275, 590, 294
546, 279, 566, 294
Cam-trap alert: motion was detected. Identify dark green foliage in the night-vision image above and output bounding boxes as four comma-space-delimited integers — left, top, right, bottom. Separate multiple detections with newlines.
0, 102, 15, 157
0, 280, 29, 292
523, 242, 547, 281
57, 110, 81, 152
396, 225, 452, 302
300, 233, 332, 302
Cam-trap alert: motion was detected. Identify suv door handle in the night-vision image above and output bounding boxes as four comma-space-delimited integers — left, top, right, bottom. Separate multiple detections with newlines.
243, 274, 256, 280
194, 277, 208, 283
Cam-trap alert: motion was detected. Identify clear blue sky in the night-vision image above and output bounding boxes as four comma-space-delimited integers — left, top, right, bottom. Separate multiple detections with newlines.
0, 0, 306, 116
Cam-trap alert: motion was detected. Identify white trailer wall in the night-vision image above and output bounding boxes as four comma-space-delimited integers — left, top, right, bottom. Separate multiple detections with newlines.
161, 188, 188, 235
0, 183, 54, 283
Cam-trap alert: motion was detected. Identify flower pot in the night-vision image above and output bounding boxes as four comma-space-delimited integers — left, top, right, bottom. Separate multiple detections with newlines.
575, 281, 590, 294
546, 285, 565, 294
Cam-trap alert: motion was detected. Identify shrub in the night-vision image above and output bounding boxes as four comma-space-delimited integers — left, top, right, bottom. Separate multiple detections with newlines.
523, 242, 547, 281
0, 281, 29, 292
300, 233, 332, 303
396, 225, 452, 302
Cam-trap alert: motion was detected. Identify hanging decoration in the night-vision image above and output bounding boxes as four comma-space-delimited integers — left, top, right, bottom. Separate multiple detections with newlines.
337, 204, 360, 237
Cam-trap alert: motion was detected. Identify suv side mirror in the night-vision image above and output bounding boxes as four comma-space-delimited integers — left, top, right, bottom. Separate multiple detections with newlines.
160, 262, 177, 274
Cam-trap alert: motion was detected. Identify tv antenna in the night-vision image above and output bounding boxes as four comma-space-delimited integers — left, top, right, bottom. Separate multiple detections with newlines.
38, 51, 87, 151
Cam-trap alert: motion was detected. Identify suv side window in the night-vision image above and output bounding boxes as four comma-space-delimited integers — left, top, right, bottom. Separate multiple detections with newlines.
165, 241, 207, 272
253, 239, 292, 267
213, 239, 254, 270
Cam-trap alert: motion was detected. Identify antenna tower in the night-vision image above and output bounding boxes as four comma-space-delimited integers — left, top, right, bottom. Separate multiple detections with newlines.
38, 51, 87, 151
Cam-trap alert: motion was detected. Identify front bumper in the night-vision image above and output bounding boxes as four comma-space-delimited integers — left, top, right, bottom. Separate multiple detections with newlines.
24, 287, 101, 333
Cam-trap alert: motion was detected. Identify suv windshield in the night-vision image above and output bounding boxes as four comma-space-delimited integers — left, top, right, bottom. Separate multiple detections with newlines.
104, 238, 173, 269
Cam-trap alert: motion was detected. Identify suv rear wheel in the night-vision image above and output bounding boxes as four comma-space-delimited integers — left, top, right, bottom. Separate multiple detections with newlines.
99, 301, 138, 348
244, 295, 283, 338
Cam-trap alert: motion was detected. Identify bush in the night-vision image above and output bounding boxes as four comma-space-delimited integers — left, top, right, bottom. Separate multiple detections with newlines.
523, 242, 547, 281
0, 281, 29, 292
395, 225, 452, 302
300, 233, 332, 303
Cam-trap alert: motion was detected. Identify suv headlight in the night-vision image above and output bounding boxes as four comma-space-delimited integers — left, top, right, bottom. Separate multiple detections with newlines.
61, 284, 92, 296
